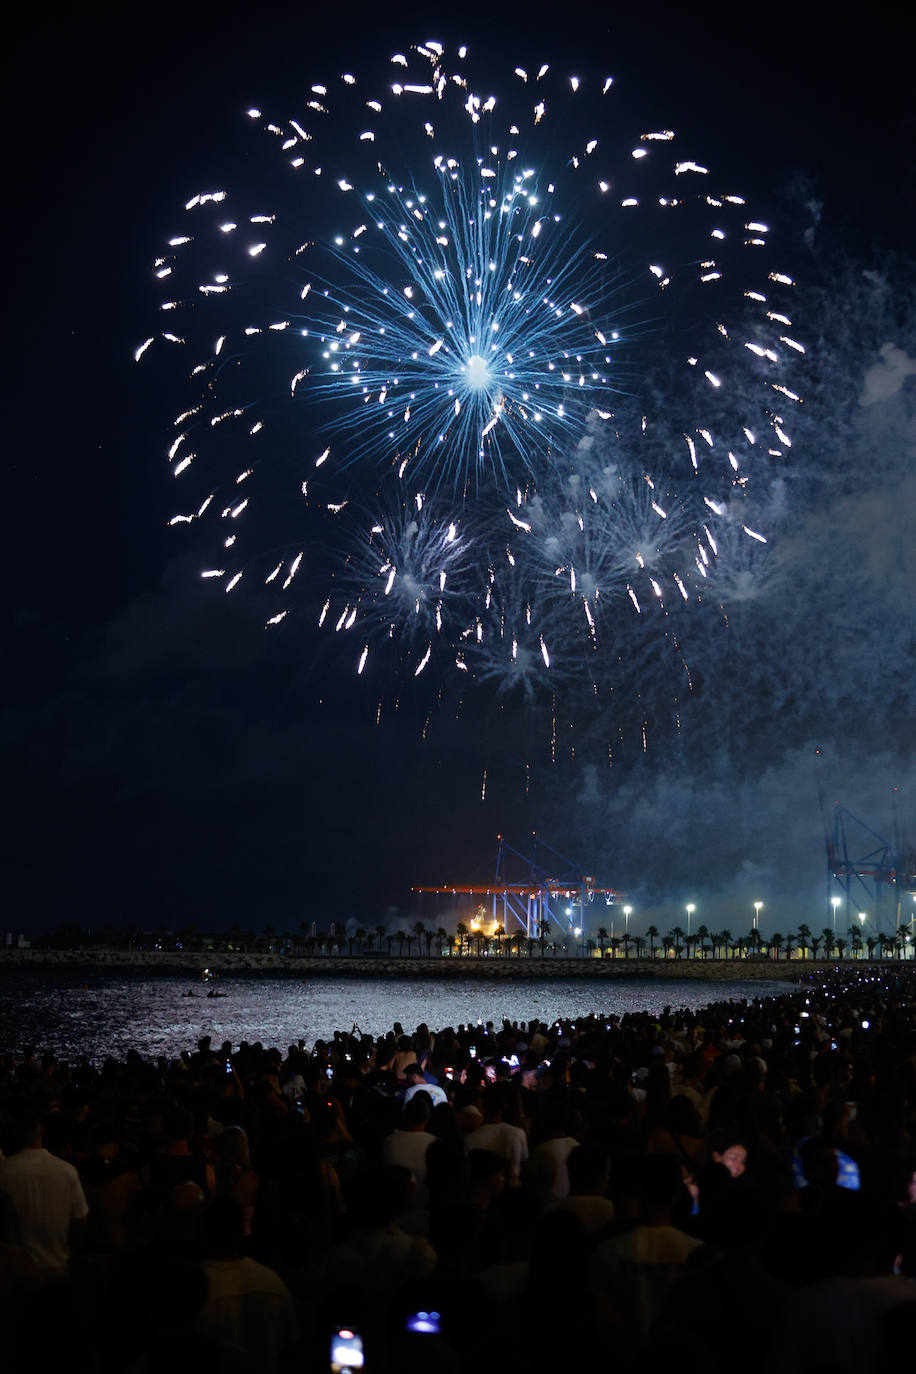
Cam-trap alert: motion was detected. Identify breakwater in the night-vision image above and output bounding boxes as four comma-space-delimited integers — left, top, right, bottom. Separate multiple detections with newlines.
0, 948, 874, 982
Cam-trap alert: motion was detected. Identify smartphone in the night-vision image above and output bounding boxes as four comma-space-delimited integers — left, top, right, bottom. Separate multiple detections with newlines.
406, 1311, 441, 1335
325, 1066, 334, 1079
225, 1060, 233, 1075
331, 1327, 364, 1371
469, 1046, 477, 1059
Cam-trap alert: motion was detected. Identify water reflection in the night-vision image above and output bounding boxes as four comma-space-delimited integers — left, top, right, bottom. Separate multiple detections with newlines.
0, 970, 791, 1061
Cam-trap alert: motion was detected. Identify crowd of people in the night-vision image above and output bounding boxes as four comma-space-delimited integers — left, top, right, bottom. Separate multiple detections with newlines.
1, 966, 915, 1373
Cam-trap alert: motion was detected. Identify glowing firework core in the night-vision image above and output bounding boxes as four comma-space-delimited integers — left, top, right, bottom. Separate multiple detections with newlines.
464, 353, 492, 391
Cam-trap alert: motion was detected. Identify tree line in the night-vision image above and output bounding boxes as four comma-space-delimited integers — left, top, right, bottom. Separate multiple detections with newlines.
21, 918, 914, 959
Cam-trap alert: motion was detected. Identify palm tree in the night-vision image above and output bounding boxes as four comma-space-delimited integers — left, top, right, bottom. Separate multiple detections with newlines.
596, 926, 608, 957
769, 932, 784, 960
810, 934, 822, 960
492, 923, 505, 957
375, 924, 386, 952
879, 933, 895, 960
821, 928, 836, 959
836, 937, 847, 959
662, 934, 674, 960
669, 926, 685, 959
538, 921, 550, 957
621, 931, 633, 960
646, 925, 659, 959
608, 936, 621, 960
456, 922, 469, 956
355, 926, 367, 953
695, 924, 710, 960
797, 924, 812, 959
437, 927, 449, 955
848, 926, 863, 960
511, 930, 525, 958
413, 921, 426, 956
719, 929, 733, 960
632, 935, 646, 960
784, 931, 797, 961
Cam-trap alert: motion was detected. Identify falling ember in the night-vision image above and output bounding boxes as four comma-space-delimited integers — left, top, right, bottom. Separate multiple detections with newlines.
415, 645, 432, 675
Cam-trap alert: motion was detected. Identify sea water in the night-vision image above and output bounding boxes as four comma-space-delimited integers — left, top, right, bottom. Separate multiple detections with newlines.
0, 968, 790, 1061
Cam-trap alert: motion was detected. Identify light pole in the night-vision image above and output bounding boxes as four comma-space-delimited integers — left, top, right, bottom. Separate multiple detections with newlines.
831, 896, 840, 934
686, 903, 695, 940
753, 901, 762, 931
624, 906, 632, 936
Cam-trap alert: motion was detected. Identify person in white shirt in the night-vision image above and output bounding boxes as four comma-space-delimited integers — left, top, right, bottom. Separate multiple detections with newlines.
548, 1144, 616, 1232
380, 1092, 438, 1187
590, 1154, 703, 1341
195, 1195, 298, 1372
464, 1086, 529, 1181
0, 1114, 88, 1276
401, 1063, 448, 1109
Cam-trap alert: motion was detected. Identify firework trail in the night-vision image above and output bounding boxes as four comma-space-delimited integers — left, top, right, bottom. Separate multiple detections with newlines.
140, 40, 802, 748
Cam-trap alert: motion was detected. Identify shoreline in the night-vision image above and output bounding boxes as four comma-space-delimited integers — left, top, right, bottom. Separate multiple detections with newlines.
0, 948, 892, 982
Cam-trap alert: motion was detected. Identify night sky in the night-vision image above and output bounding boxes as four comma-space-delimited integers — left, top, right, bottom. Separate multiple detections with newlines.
3, 2, 914, 938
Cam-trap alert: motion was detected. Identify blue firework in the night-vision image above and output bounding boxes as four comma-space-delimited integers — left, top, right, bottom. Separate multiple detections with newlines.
139, 39, 803, 748
299, 159, 622, 486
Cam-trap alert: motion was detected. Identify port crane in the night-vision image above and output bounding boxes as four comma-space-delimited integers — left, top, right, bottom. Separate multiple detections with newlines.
413, 833, 621, 939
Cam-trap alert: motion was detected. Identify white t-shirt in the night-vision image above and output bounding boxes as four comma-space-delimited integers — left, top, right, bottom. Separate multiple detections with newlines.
403, 1081, 448, 1108
0, 1147, 89, 1273
380, 1129, 437, 1182
548, 1194, 617, 1232
464, 1121, 529, 1175
526, 1136, 579, 1198
591, 1224, 703, 1335
196, 1257, 298, 1372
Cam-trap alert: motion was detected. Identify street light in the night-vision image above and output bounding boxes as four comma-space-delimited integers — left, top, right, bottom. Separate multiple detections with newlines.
686, 903, 695, 939
624, 905, 632, 935
753, 901, 762, 930
831, 896, 840, 933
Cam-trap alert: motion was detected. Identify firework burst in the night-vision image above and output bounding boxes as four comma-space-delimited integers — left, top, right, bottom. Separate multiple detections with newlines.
140, 40, 802, 757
